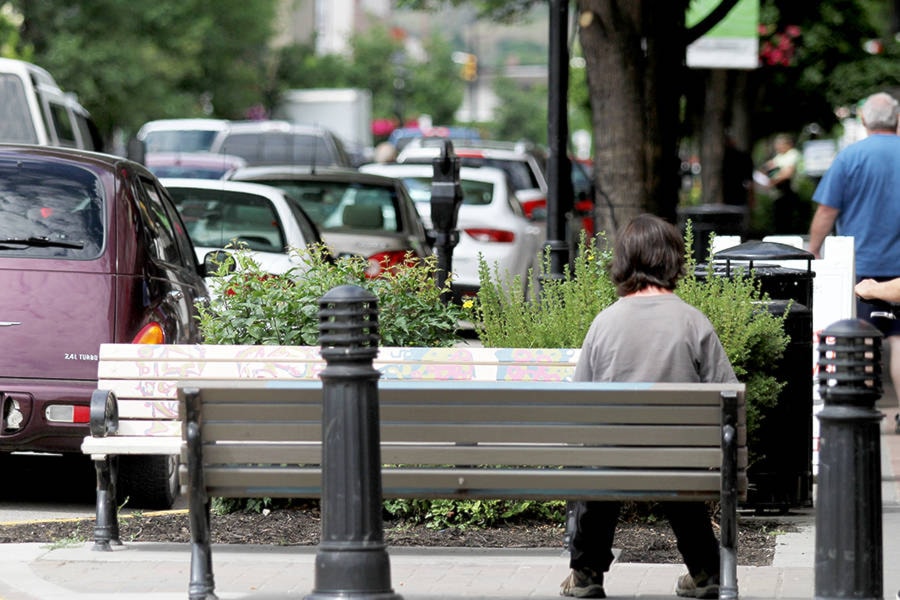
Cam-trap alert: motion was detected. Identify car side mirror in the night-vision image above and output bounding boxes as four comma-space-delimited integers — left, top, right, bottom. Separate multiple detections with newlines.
126, 138, 146, 165
202, 250, 236, 277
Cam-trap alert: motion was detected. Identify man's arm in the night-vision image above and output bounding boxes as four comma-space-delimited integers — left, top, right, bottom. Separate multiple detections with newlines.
808, 204, 839, 259
856, 278, 900, 303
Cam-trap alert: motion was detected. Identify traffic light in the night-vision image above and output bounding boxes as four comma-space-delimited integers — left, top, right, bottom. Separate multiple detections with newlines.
461, 53, 477, 82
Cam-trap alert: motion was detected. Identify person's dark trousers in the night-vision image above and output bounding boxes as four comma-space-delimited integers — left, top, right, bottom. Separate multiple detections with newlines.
773, 190, 801, 234
567, 500, 720, 578
567, 500, 620, 573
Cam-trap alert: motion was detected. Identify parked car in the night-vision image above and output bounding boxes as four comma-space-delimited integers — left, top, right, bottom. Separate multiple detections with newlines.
145, 151, 246, 180
0, 144, 209, 508
136, 118, 230, 154
228, 165, 432, 277
387, 125, 481, 152
396, 139, 549, 220
359, 162, 542, 301
210, 120, 352, 168
0, 58, 103, 151
161, 178, 326, 281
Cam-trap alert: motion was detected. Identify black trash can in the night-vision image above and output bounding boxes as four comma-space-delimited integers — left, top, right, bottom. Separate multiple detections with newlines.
710, 240, 815, 512
677, 204, 747, 262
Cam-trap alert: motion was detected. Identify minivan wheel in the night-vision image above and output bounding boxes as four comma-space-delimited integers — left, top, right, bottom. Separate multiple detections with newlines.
116, 455, 178, 509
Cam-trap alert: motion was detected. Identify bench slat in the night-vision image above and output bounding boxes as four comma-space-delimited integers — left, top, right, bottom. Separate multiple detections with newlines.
180, 380, 743, 407
83, 436, 181, 456
194, 442, 747, 470
200, 421, 732, 446
195, 466, 734, 498
197, 402, 725, 426
115, 421, 181, 437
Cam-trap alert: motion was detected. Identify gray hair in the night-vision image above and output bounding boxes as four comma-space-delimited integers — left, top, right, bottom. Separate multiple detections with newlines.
860, 92, 899, 131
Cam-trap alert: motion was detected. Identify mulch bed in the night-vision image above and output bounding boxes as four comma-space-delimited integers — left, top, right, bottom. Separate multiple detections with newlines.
0, 500, 791, 566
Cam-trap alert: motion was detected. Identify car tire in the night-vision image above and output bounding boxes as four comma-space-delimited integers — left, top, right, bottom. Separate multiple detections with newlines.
116, 454, 179, 509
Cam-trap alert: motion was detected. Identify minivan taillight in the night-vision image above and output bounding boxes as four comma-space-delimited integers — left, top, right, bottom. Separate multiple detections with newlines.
132, 322, 165, 344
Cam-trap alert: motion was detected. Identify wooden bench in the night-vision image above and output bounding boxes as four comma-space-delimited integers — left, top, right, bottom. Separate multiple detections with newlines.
180, 378, 746, 600
81, 343, 579, 548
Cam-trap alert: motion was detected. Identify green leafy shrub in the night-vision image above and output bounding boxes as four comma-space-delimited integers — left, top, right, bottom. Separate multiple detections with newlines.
197, 244, 464, 347
472, 237, 617, 348
383, 498, 566, 529
469, 229, 789, 448
393, 230, 788, 529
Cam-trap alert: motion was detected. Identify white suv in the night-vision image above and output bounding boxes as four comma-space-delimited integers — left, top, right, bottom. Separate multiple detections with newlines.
396, 139, 548, 220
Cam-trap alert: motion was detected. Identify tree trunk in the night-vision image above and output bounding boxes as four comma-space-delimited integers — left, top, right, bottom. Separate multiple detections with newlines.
576, 0, 688, 240
700, 69, 729, 205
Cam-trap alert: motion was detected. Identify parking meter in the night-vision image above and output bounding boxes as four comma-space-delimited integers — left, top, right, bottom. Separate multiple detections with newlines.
430, 140, 463, 303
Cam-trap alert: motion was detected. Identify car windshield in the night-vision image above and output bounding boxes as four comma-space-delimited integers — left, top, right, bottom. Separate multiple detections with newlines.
0, 158, 104, 258
168, 187, 287, 252
396, 176, 494, 207
250, 180, 401, 233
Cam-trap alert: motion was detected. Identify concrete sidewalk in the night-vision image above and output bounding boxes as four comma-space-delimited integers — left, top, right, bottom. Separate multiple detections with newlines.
0, 419, 897, 600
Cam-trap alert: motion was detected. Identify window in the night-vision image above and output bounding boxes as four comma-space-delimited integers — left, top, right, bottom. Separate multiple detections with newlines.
47, 100, 76, 147
219, 132, 341, 167
0, 158, 104, 259
400, 176, 493, 207
0, 75, 39, 143
134, 177, 181, 264
168, 188, 287, 252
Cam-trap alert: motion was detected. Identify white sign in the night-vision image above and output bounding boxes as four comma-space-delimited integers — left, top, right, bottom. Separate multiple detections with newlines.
686, 0, 759, 70
802, 140, 837, 177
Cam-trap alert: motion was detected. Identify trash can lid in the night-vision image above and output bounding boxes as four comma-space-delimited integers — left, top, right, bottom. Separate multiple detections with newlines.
714, 240, 814, 261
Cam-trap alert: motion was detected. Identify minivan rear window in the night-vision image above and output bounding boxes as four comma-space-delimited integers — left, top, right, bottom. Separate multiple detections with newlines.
0, 159, 104, 259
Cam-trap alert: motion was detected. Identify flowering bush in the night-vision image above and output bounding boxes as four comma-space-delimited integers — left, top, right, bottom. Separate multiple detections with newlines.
197, 244, 463, 347
759, 23, 801, 67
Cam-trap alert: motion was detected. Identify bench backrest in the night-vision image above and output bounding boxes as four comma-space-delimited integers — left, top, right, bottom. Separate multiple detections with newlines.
179, 379, 747, 502
94, 343, 579, 439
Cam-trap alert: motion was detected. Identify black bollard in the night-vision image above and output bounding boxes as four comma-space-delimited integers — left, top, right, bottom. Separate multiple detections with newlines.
306, 285, 402, 600
815, 319, 884, 600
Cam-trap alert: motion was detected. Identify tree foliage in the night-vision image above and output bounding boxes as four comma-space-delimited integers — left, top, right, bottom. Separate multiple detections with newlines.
5, 0, 277, 139
275, 24, 463, 125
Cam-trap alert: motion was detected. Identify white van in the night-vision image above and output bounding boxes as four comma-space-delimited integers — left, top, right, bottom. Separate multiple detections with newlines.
0, 57, 102, 151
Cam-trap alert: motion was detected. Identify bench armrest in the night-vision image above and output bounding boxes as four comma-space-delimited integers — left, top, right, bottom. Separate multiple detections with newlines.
90, 389, 118, 437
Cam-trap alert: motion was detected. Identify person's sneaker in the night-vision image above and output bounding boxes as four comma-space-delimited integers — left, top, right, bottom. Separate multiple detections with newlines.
675, 571, 719, 599
559, 568, 606, 598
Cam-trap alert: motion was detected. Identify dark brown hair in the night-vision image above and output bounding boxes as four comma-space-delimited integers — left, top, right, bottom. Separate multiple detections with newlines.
610, 213, 686, 296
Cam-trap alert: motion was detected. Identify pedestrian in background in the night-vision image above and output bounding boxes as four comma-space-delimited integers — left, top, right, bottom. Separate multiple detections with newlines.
809, 91, 900, 417
559, 213, 737, 600
759, 133, 802, 233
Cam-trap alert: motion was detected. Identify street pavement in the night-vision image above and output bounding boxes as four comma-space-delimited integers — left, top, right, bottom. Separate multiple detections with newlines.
0, 405, 897, 599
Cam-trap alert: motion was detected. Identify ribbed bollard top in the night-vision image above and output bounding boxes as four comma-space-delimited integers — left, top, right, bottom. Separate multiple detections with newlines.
817, 318, 883, 405
318, 285, 379, 361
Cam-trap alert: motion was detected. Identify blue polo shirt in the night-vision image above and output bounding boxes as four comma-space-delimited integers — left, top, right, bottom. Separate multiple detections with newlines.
813, 133, 900, 277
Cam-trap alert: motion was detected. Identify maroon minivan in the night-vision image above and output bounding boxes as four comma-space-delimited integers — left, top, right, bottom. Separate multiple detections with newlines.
0, 145, 208, 507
